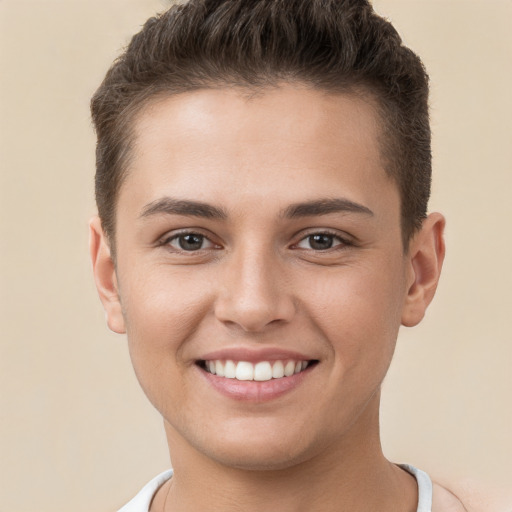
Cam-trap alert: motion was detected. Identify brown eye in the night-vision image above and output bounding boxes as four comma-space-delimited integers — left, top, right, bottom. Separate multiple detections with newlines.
179, 234, 204, 250
167, 233, 215, 251
308, 234, 334, 250
296, 232, 346, 251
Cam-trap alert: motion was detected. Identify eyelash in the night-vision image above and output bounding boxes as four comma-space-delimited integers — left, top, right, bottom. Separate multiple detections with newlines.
158, 229, 352, 253
293, 230, 352, 251
159, 230, 220, 252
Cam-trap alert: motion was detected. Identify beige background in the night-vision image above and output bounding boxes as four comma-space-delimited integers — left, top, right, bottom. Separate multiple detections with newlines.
1, 1, 511, 510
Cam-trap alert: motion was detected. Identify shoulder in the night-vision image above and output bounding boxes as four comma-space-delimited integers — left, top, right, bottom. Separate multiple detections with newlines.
432, 478, 512, 512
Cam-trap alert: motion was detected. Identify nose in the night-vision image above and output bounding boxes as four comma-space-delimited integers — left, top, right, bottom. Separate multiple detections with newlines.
214, 245, 296, 333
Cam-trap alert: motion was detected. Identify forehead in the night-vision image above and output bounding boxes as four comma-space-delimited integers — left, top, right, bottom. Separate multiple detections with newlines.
121, 85, 398, 219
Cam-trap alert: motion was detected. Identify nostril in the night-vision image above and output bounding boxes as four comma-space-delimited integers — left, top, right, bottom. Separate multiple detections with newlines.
214, 273, 296, 332
214, 305, 295, 333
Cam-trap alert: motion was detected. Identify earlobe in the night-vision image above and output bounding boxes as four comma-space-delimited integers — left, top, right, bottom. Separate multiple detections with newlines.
401, 212, 446, 327
89, 216, 126, 334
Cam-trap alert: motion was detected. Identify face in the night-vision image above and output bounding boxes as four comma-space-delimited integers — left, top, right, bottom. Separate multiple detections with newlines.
91, 85, 444, 471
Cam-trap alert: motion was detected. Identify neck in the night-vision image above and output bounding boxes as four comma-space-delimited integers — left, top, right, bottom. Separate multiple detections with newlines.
159, 394, 417, 512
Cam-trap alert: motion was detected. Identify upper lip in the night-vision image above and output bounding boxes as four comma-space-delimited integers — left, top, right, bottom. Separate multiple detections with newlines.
198, 347, 318, 363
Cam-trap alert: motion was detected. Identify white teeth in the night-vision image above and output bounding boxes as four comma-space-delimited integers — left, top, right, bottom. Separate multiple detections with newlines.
272, 360, 285, 379
204, 359, 312, 381
284, 361, 296, 377
215, 360, 225, 377
224, 360, 236, 379
254, 361, 272, 381
235, 361, 254, 381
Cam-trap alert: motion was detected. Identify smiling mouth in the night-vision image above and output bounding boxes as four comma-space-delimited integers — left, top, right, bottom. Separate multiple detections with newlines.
197, 359, 318, 382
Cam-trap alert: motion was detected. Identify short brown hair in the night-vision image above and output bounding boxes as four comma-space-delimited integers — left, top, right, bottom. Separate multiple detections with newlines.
91, 0, 431, 253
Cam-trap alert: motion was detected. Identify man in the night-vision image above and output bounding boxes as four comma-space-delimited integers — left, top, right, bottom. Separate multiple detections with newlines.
89, 1, 471, 510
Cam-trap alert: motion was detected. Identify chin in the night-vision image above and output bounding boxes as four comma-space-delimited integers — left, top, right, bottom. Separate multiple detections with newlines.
191, 424, 326, 472
205, 443, 315, 472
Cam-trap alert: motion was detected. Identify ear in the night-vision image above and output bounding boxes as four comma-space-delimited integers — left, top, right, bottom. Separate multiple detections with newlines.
401, 212, 446, 327
89, 216, 126, 334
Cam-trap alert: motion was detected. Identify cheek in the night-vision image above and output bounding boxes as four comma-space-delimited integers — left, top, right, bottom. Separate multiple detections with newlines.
118, 266, 214, 397
117, 275, 210, 425
303, 261, 406, 370
121, 265, 210, 341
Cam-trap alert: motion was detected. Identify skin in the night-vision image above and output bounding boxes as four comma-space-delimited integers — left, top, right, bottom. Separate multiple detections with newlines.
90, 85, 446, 511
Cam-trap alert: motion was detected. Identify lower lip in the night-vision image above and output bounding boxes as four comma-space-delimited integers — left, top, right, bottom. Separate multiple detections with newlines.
198, 365, 314, 402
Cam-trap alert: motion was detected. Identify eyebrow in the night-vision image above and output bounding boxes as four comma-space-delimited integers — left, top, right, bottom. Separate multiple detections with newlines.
139, 196, 373, 221
140, 197, 228, 220
282, 198, 374, 218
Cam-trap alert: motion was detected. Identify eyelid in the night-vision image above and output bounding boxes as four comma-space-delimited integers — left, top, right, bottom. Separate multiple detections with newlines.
158, 228, 222, 250
292, 229, 353, 250
155, 227, 353, 252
